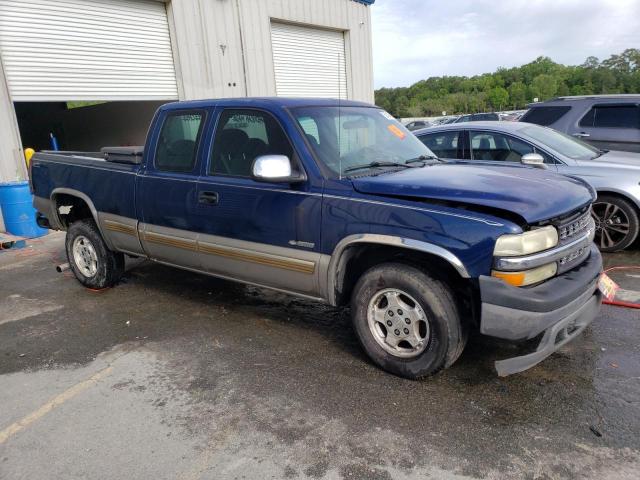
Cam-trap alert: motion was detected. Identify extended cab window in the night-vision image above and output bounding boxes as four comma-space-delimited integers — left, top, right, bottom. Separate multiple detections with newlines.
210, 109, 294, 177
579, 105, 640, 129
470, 131, 534, 162
155, 111, 204, 172
419, 131, 461, 159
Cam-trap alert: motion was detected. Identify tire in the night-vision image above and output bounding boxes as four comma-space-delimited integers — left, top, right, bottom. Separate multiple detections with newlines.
350, 263, 467, 379
65, 219, 124, 289
592, 195, 639, 252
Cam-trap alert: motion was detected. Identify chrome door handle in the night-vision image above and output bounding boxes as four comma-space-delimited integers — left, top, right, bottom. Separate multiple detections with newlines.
573, 132, 590, 138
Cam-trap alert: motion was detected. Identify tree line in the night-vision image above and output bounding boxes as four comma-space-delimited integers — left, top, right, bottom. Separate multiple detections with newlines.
375, 49, 640, 118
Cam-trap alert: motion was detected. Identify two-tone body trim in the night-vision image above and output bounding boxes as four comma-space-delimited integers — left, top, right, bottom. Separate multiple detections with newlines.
140, 230, 198, 251
198, 241, 316, 274
104, 219, 136, 236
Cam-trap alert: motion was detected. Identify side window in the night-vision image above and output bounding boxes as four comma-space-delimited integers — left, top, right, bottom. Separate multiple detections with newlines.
155, 111, 204, 172
210, 109, 294, 177
470, 131, 534, 162
419, 131, 461, 159
579, 108, 595, 127
520, 106, 571, 126
592, 105, 639, 129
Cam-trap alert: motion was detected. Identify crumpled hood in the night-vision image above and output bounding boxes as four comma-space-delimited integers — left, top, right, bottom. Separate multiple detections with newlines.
351, 163, 594, 224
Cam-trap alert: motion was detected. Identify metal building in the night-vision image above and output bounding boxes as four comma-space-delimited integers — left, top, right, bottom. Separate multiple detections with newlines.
0, 0, 375, 230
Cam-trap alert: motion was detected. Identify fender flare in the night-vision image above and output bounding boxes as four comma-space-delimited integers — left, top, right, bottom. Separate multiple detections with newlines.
326, 233, 470, 305
50, 188, 113, 249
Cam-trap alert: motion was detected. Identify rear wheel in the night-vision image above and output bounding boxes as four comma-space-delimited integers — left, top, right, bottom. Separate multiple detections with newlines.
65, 219, 124, 289
350, 263, 467, 379
592, 195, 639, 252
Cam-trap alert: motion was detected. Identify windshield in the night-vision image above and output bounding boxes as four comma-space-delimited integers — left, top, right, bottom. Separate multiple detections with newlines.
292, 106, 436, 176
519, 125, 601, 160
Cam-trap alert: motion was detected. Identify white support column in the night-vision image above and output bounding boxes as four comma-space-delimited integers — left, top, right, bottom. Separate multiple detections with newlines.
0, 52, 26, 231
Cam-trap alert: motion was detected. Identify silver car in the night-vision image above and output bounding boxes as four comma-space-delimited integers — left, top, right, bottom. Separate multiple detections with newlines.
415, 122, 640, 252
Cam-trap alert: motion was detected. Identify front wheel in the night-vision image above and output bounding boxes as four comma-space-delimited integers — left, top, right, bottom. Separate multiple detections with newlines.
350, 263, 467, 379
592, 195, 639, 252
65, 219, 124, 289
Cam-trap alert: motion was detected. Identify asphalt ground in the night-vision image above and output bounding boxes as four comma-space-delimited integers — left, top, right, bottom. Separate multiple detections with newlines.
1, 232, 639, 480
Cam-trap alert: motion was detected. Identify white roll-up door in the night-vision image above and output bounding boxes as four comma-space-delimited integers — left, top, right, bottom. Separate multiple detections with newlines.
0, 0, 178, 101
271, 22, 347, 99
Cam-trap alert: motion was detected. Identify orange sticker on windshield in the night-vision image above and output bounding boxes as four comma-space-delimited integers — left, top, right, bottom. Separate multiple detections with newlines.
387, 124, 406, 139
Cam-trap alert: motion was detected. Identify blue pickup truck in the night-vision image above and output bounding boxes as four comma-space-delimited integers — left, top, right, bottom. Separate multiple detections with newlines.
30, 98, 604, 378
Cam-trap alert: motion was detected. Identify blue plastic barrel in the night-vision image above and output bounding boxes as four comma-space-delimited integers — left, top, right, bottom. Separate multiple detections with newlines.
0, 181, 48, 238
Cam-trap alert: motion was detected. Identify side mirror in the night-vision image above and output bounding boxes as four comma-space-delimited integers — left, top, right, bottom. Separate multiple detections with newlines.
251, 155, 305, 183
521, 153, 547, 169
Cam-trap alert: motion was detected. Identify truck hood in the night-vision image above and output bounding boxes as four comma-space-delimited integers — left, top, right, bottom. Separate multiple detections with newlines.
351, 163, 593, 224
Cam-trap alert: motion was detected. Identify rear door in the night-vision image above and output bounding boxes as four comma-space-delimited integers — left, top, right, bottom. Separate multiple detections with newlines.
417, 130, 464, 160
194, 108, 323, 296
137, 108, 210, 269
574, 103, 640, 153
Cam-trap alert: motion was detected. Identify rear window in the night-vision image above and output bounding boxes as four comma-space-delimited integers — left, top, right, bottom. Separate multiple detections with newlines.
579, 105, 640, 129
520, 106, 571, 126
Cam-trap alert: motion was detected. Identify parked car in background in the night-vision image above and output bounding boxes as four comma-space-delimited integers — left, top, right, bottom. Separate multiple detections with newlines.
520, 95, 640, 153
30, 98, 603, 378
453, 112, 501, 123
415, 122, 640, 252
404, 120, 431, 131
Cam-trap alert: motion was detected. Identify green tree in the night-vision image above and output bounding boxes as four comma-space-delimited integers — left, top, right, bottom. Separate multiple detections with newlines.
375, 49, 640, 115
531, 74, 558, 100
487, 86, 509, 110
508, 81, 527, 109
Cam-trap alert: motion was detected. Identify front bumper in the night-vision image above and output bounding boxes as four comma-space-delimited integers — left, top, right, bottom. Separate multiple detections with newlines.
480, 245, 603, 376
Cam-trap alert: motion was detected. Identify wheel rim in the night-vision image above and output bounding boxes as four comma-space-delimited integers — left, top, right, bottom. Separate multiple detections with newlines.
72, 235, 99, 277
592, 202, 631, 250
367, 288, 430, 358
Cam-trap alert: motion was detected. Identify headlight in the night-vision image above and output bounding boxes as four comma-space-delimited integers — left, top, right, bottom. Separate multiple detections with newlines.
491, 263, 558, 287
493, 226, 558, 257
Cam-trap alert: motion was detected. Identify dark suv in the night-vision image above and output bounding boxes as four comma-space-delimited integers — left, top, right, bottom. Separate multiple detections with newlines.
520, 95, 640, 153
454, 112, 500, 123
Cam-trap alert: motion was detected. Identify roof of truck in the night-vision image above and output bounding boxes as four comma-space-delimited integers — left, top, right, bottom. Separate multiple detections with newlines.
160, 97, 375, 110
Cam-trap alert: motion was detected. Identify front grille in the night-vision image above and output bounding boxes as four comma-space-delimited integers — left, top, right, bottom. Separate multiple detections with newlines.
554, 209, 595, 274
557, 210, 592, 243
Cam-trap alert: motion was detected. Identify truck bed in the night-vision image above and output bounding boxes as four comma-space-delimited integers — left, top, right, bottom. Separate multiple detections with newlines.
30, 150, 141, 223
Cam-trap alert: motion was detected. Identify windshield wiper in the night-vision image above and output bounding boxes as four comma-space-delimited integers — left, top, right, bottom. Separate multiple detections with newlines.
406, 154, 440, 164
343, 161, 414, 174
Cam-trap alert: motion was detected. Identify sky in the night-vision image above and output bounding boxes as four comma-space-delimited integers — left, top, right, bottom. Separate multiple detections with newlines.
371, 0, 640, 89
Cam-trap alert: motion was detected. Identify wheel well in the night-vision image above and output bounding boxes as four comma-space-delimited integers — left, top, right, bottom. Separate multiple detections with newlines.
52, 193, 94, 229
596, 190, 640, 212
334, 244, 478, 325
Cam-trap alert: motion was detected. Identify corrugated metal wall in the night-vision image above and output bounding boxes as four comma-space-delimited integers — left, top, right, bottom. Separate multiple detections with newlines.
169, 0, 374, 102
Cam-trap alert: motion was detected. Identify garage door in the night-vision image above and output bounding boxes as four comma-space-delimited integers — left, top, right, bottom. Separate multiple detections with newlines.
0, 0, 178, 101
271, 22, 347, 99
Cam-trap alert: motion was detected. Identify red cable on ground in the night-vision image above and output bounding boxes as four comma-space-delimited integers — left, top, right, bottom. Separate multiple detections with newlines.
602, 266, 640, 309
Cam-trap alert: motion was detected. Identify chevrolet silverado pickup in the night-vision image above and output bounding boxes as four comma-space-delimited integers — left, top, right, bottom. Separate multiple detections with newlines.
30, 98, 604, 378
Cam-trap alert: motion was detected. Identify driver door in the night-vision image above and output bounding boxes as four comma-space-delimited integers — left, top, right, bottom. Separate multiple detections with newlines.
194, 108, 323, 296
